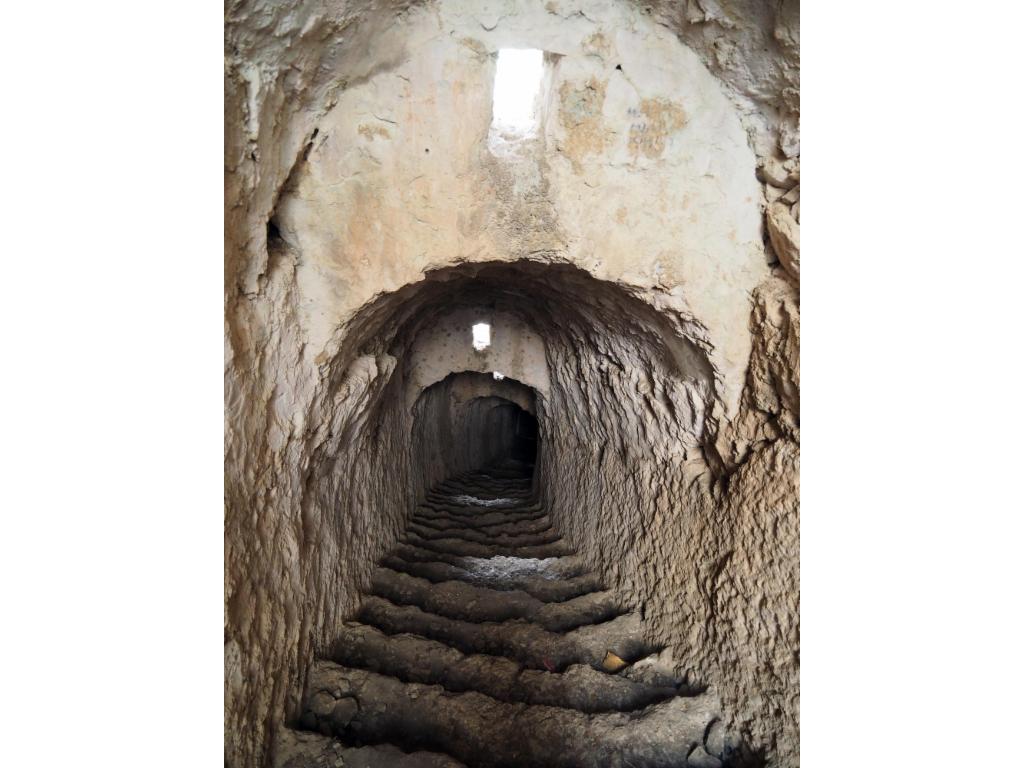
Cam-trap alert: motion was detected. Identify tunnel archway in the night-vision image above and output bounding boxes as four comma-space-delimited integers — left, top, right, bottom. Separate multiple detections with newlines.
227, 255, 791, 766
225, 0, 800, 762
298, 259, 724, 553
410, 370, 542, 485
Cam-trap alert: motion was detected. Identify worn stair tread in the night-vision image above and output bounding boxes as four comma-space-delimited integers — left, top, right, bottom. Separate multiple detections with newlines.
358, 595, 651, 671
417, 505, 547, 525
370, 567, 623, 630
388, 543, 586, 577
290, 467, 728, 768
303, 664, 718, 768
328, 622, 682, 712
272, 729, 466, 768
435, 479, 530, 491
407, 521, 564, 548
403, 531, 573, 559
379, 553, 603, 600
408, 516, 557, 539
419, 502, 547, 522
439, 479, 532, 491
385, 543, 584, 576
413, 513, 552, 536
448, 486, 531, 495
430, 495, 532, 507
411, 513, 555, 536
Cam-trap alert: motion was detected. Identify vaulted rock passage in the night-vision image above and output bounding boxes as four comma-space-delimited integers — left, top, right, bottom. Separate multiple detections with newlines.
415, 376, 539, 472
226, 0, 799, 765
274, 467, 733, 768
227, 259, 796, 765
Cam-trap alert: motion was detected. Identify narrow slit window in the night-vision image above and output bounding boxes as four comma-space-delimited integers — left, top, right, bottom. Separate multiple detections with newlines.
472, 322, 491, 351
490, 49, 544, 136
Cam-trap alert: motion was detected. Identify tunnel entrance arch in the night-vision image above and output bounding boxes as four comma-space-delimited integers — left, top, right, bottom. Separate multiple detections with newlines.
307, 258, 730, 531
411, 371, 541, 482
333, 260, 722, 475
243, 258, 753, 768
224, 0, 800, 761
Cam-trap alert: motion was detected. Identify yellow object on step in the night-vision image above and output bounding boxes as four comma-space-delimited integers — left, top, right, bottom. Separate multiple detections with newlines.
602, 651, 629, 673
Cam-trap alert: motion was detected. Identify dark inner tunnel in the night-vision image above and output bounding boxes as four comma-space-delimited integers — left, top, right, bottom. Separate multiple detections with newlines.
223, 0, 802, 760
504, 404, 538, 466
475, 398, 538, 471
410, 370, 542, 486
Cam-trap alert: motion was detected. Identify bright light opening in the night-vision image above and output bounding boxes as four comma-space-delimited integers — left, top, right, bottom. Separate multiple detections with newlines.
491, 49, 544, 135
472, 322, 491, 351
493, 371, 505, 380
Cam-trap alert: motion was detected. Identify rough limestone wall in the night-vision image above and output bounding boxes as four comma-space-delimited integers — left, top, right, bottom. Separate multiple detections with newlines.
700, 273, 799, 763
538, 269, 799, 764
226, 0, 799, 766
405, 309, 551, 405
642, 0, 801, 281
268, 0, 766, 409
225, 303, 431, 768
225, 3, 427, 765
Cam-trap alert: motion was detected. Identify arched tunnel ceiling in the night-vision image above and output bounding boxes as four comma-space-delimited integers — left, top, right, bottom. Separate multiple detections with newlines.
335, 261, 718, 431
422, 370, 538, 416
224, 1, 800, 765
229, 0, 786, 414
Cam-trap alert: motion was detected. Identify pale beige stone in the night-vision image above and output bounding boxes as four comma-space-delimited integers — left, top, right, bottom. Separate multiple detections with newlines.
224, 0, 800, 765
758, 157, 795, 189
764, 183, 788, 203
767, 201, 801, 281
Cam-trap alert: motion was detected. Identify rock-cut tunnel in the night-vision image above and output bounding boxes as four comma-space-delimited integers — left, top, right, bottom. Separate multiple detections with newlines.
225, 1, 800, 766
268, 260, 736, 766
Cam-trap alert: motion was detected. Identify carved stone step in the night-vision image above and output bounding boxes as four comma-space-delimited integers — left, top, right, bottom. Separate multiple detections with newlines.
328, 622, 681, 712
301, 664, 718, 768
357, 595, 652, 672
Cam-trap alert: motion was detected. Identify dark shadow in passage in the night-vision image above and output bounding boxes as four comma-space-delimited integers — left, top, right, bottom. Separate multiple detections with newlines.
491, 402, 538, 467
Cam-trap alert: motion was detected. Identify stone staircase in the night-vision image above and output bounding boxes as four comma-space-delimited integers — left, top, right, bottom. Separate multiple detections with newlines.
273, 465, 729, 768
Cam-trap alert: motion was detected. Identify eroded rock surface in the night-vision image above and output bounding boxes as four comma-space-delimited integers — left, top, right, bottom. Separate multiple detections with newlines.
278, 469, 740, 767
226, 0, 800, 764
